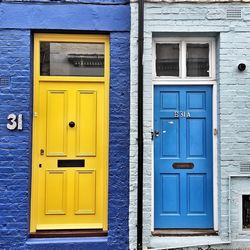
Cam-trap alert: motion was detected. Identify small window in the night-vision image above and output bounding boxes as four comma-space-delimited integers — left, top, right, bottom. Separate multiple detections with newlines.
186, 43, 209, 77
243, 195, 250, 229
40, 42, 105, 76
154, 38, 214, 79
156, 44, 179, 77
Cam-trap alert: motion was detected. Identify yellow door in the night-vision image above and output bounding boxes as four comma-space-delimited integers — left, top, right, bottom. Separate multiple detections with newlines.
30, 34, 109, 232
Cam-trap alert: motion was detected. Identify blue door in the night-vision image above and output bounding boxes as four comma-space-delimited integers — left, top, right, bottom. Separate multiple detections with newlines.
154, 85, 213, 228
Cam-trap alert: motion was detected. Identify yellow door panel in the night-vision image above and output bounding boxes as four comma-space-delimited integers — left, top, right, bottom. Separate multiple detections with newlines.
46, 90, 68, 156
30, 34, 109, 233
76, 91, 97, 156
45, 170, 67, 215
75, 170, 96, 215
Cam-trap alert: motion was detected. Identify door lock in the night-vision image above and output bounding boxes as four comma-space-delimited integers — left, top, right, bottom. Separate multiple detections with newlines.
155, 129, 160, 137
151, 129, 160, 140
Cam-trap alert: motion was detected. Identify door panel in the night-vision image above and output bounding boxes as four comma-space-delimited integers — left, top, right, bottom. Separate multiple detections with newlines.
45, 170, 67, 215
46, 90, 68, 156
75, 170, 96, 215
154, 85, 213, 229
76, 91, 97, 156
162, 174, 180, 214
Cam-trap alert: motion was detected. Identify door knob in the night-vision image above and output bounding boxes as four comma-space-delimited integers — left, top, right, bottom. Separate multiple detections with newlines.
69, 121, 75, 128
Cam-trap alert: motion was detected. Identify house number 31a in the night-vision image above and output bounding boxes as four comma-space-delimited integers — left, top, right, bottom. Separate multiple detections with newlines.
174, 111, 191, 118
7, 113, 23, 130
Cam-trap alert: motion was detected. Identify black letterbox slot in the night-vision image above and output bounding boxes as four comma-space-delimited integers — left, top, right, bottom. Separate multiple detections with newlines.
58, 160, 85, 168
172, 162, 194, 169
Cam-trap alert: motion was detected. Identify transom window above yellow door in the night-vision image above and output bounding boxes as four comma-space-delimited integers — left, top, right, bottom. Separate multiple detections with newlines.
40, 42, 105, 77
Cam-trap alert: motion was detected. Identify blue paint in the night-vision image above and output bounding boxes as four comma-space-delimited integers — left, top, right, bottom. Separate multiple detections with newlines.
154, 85, 213, 228
26, 237, 108, 249
0, 2, 130, 248
0, 3, 130, 31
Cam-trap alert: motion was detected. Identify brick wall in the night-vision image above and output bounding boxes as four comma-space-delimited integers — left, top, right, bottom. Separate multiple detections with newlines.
0, 29, 31, 250
130, 3, 250, 249
0, 3, 130, 250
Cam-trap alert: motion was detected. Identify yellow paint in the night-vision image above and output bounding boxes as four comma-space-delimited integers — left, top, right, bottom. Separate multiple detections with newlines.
30, 34, 109, 232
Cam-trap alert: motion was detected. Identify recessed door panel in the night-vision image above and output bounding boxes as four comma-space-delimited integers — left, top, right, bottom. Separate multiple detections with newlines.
187, 118, 206, 158
162, 174, 180, 214
161, 119, 180, 158
46, 90, 68, 156
76, 91, 97, 156
187, 174, 206, 214
75, 170, 96, 215
161, 92, 180, 110
154, 85, 213, 229
187, 92, 206, 110
45, 170, 67, 215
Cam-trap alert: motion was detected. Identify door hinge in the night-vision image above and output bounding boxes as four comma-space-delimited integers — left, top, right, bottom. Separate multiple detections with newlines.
214, 128, 218, 136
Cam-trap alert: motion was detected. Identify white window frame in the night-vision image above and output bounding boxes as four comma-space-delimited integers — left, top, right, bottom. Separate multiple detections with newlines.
152, 37, 216, 85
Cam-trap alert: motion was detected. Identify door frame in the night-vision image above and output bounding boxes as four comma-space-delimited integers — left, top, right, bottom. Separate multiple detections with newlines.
151, 37, 218, 231
30, 33, 110, 233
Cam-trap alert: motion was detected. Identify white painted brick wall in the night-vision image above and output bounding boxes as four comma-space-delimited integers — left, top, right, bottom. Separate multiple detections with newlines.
130, 2, 250, 249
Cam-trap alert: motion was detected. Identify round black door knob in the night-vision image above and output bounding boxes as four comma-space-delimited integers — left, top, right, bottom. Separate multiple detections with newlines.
69, 121, 75, 128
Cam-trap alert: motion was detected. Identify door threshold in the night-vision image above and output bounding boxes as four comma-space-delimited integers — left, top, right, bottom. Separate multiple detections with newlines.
152, 229, 218, 237
30, 229, 108, 238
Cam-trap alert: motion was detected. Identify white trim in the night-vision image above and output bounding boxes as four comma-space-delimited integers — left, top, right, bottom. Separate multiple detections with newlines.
152, 80, 216, 85
153, 37, 216, 81
181, 41, 186, 79
151, 37, 218, 231
213, 83, 218, 231
151, 82, 155, 232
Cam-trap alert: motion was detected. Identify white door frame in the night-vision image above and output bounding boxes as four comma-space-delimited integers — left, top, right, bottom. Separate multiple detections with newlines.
151, 37, 218, 231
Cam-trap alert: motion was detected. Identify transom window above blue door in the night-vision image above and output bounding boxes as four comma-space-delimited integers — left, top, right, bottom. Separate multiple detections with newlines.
153, 37, 216, 81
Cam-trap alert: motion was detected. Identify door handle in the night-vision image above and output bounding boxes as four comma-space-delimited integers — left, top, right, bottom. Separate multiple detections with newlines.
151, 129, 160, 140
69, 121, 75, 128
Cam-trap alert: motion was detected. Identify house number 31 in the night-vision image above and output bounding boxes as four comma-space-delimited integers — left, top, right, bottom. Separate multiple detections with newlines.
7, 113, 23, 130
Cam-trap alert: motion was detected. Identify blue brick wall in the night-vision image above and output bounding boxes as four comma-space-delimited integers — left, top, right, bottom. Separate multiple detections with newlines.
0, 29, 31, 250
2, 0, 129, 5
0, 3, 130, 250
108, 32, 130, 250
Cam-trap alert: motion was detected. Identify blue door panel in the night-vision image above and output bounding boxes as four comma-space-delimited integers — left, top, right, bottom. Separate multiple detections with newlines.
187, 174, 206, 213
154, 85, 213, 229
162, 174, 180, 214
161, 119, 179, 157
187, 118, 206, 157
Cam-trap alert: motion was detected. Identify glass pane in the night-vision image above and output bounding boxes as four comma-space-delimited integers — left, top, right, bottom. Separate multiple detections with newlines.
40, 42, 104, 76
186, 43, 209, 77
156, 44, 179, 77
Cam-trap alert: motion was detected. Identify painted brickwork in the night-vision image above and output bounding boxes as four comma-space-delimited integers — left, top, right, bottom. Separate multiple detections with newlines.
0, 3, 130, 250
0, 29, 32, 250
130, 3, 250, 249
